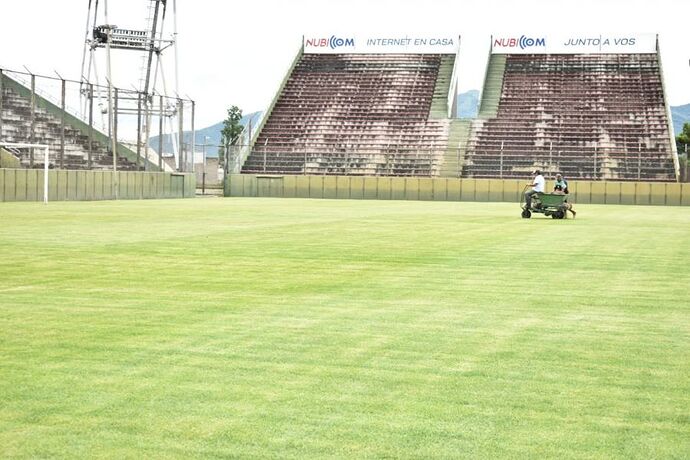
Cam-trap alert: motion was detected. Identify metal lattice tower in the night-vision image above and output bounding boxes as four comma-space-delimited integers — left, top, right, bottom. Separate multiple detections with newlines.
80, 0, 184, 170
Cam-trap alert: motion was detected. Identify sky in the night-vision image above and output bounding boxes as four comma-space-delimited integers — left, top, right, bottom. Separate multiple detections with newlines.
1, 0, 689, 134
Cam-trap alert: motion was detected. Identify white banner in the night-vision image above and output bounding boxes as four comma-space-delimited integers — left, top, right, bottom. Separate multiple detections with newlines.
491, 33, 657, 54
303, 34, 459, 54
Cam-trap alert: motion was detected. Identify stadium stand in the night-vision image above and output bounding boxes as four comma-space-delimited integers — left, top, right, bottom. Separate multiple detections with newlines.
1, 71, 144, 170
241, 51, 457, 176
464, 50, 677, 181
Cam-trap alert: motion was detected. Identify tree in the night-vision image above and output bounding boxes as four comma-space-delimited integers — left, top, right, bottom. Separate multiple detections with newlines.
218, 106, 243, 168
676, 122, 690, 154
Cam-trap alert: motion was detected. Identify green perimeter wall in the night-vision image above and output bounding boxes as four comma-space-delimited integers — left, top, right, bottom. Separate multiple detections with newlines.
226, 174, 690, 206
0, 169, 195, 202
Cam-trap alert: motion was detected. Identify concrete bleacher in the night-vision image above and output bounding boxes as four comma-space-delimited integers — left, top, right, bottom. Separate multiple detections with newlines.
1, 72, 143, 171
241, 53, 455, 176
463, 52, 677, 181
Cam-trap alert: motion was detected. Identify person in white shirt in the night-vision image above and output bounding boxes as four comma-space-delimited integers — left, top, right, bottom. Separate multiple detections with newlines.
524, 169, 545, 210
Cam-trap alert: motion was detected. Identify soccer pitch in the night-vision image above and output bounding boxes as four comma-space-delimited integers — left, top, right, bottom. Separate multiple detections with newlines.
1, 198, 689, 458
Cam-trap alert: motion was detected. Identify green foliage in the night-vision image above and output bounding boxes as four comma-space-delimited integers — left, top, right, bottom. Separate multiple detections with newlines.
676, 122, 690, 154
1, 199, 689, 457
218, 105, 243, 165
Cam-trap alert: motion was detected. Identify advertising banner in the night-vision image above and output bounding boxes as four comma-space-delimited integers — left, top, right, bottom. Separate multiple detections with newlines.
303, 34, 459, 54
491, 33, 657, 54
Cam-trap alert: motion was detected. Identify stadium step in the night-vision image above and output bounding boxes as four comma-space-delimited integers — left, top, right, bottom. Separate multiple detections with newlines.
477, 54, 506, 119
429, 55, 455, 119
439, 119, 472, 177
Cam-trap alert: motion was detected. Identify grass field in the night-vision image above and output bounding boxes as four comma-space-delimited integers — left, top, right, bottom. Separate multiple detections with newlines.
1, 198, 689, 458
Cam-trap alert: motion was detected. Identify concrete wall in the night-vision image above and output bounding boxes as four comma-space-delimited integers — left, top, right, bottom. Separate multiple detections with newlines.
226, 174, 690, 206
0, 169, 195, 202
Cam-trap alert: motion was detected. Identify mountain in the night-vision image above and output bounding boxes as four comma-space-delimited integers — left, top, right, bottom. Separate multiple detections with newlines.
456, 90, 479, 118
149, 111, 262, 157
671, 104, 690, 136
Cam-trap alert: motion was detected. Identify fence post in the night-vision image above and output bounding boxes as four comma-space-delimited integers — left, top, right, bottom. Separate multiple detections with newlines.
60, 79, 66, 169
263, 150, 267, 173
30, 74, 36, 167
638, 141, 642, 181
136, 92, 142, 170
0, 69, 4, 139
88, 84, 94, 169
177, 98, 184, 172
158, 95, 164, 171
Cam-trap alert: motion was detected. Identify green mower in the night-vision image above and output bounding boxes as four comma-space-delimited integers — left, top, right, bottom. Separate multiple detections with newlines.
521, 187, 569, 219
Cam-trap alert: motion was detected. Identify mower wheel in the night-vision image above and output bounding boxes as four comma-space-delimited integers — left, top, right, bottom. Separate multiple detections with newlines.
521, 209, 531, 219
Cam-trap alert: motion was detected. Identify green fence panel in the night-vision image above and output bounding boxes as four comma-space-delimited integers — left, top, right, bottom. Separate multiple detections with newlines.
309, 176, 324, 199
403, 178, 419, 201
590, 182, 605, 204
417, 178, 432, 201
620, 182, 635, 205
336, 176, 350, 199
361, 177, 375, 199
134, 172, 144, 199
56, 171, 67, 201
460, 178, 475, 201
94, 172, 104, 200
682, 184, 690, 206
475, 180, 490, 202
377, 177, 392, 200
141, 173, 151, 199
650, 183, 666, 206
432, 178, 446, 201
76, 171, 87, 200
47, 170, 58, 201
665, 183, 681, 206
504, 180, 521, 202
28, 170, 39, 202
635, 182, 650, 205
390, 177, 406, 201
66, 170, 77, 200
0, 170, 4, 201
257, 177, 270, 196
349, 177, 364, 199
323, 176, 337, 199
84, 170, 94, 200
488, 179, 504, 202
292, 175, 308, 198
4, 169, 16, 201
282, 175, 296, 198
447, 178, 461, 201
14, 169, 28, 201
605, 182, 621, 205
574, 181, 591, 204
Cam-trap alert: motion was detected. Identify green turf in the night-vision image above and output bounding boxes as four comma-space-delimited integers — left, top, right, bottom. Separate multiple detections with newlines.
1, 198, 689, 458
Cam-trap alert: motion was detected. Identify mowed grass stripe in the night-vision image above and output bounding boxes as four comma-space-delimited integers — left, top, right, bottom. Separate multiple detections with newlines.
0, 198, 689, 458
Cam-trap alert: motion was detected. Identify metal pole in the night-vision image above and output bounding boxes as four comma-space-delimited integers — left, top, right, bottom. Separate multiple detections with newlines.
88, 83, 93, 168
30, 74, 36, 167
202, 137, 207, 195
638, 140, 642, 181
177, 99, 184, 171
0, 70, 4, 141
190, 100, 195, 173
60, 79, 66, 169
43, 146, 49, 204
500, 141, 504, 179
136, 92, 142, 169
158, 95, 163, 170
104, 20, 118, 198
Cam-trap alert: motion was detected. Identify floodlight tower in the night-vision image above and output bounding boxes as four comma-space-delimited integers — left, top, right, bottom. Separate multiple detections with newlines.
80, 0, 181, 170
